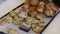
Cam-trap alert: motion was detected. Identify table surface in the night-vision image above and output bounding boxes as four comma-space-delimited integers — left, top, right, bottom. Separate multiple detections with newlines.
0, 0, 60, 34
0, 0, 24, 18
42, 11, 60, 34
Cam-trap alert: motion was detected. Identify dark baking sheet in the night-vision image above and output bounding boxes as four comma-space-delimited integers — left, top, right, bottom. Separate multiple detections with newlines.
0, 1, 60, 34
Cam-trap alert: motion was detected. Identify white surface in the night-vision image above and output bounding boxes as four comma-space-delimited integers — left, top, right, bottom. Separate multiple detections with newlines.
42, 12, 60, 34
0, 0, 25, 18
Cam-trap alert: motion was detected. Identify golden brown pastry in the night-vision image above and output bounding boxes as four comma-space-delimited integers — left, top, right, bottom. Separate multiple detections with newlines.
18, 12, 28, 18
24, 16, 34, 24
19, 7, 29, 13
38, 1, 45, 6
2, 15, 13, 23
9, 11, 17, 17
28, 6, 37, 17
37, 7, 44, 13
46, 3, 54, 9
0, 15, 12, 25
31, 19, 39, 24
28, 11, 37, 17
13, 15, 18, 19
12, 18, 22, 26
46, 3, 59, 11
1, 20, 9, 25
32, 24, 42, 33
19, 6, 29, 18
23, 3, 30, 9
24, 0, 30, 4
36, 13, 45, 20
13, 15, 24, 21
37, 1, 45, 12
38, 22, 45, 27
30, 0, 39, 6
52, 5, 59, 11
44, 9, 55, 17
29, 6, 36, 11
38, 1, 45, 8
7, 28, 19, 34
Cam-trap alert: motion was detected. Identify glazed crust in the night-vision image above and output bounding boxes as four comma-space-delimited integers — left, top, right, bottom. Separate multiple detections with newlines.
7, 28, 19, 34
12, 19, 22, 26
36, 13, 45, 20
30, 0, 39, 6
32, 24, 42, 33
44, 9, 55, 17
38, 22, 45, 27
28, 11, 37, 17
46, 3, 59, 11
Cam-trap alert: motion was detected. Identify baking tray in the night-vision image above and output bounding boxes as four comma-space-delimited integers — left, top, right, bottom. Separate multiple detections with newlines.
0, 0, 60, 34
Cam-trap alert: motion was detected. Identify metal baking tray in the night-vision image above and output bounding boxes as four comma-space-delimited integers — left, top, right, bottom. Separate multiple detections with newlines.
0, 0, 60, 34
